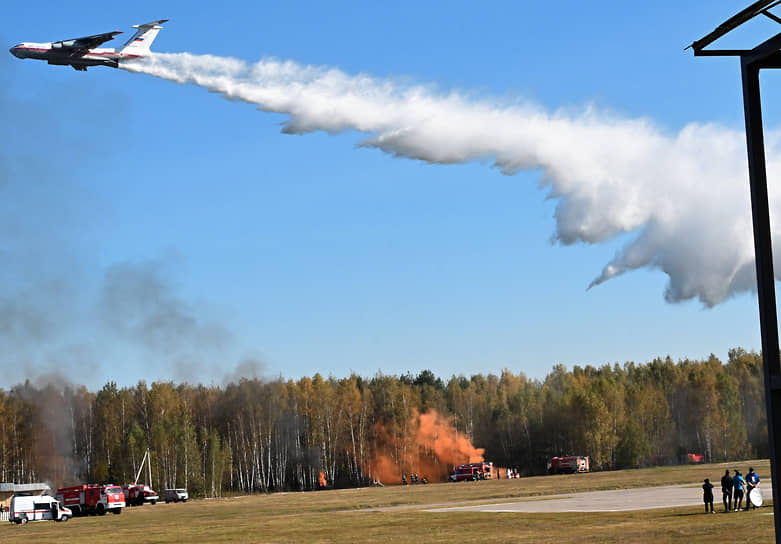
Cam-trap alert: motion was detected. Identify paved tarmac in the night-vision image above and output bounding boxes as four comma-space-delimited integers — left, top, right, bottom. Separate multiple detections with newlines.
424, 483, 774, 513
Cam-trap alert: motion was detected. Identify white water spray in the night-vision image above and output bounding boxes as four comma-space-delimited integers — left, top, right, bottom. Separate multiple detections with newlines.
123, 52, 780, 307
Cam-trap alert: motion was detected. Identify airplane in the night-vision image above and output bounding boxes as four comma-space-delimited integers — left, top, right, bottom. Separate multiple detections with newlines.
9, 19, 168, 71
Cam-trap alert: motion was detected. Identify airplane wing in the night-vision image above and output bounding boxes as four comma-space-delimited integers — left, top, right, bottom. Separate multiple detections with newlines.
51, 31, 123, 55
133, 19, 169, 29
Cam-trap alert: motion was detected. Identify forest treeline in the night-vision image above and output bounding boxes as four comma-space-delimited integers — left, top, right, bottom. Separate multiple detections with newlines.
0, 348, 768, 495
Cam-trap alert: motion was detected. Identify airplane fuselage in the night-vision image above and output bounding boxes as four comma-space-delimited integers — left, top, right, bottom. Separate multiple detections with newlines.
9, 20, 166, 71
9, 42, 141, 70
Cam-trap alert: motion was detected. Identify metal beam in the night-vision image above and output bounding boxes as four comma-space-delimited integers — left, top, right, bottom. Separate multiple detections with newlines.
741, 54, 781, 539
744, 31, 781, 63
693, 49, 752, 56
764, 9, 781, 25
758, 50, 781, 67
690, 0, 781, 52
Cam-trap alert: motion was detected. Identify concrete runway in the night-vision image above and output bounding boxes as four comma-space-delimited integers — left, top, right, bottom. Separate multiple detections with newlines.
424, 484, 773, 513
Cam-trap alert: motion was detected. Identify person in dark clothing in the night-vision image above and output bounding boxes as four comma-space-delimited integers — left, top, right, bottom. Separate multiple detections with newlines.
703, 478, 715, 513
733, 470, 746, 512
746, 467, 760, 510
721, 469, 733, 512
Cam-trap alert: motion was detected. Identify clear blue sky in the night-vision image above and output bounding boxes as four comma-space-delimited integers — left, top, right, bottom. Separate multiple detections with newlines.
3, 1, 778, 389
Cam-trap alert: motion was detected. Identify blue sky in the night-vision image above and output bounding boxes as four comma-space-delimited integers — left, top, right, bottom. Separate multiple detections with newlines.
3, 1, 779, 389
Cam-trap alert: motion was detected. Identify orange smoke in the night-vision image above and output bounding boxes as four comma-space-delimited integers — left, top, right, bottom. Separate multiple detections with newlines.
418, 411, 485, 465
367, 409, 484, 484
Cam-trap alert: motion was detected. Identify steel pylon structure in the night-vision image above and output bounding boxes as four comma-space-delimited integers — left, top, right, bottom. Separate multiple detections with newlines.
691, 1, 781, 540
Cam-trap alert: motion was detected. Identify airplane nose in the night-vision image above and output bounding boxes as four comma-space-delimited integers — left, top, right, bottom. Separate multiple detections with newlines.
9, 46, 21, 58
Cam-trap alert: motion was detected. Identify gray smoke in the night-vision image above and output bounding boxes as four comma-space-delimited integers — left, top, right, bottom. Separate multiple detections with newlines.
99, 257, 232, 354
96, 256, 268, 385
0, 52, 262, 388
221, 356, 267, 386
0, 51, 105, 382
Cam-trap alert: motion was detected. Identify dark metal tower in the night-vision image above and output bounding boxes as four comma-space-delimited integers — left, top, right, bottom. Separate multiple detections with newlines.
691, 1, 781, 539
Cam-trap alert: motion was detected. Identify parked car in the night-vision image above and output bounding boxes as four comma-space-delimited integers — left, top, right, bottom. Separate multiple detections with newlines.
163, 488, 189, 503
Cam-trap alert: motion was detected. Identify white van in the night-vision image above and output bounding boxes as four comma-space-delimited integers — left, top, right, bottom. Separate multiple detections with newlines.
9, 494, 72, 524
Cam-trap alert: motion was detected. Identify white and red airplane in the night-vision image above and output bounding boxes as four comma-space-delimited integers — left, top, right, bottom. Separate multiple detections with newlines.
9, 19, 168, 71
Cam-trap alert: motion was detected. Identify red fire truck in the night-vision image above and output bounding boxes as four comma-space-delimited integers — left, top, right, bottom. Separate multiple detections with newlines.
55, 484, 125, 516
547, 456, 590, 474
448, 462, 494, 481
122, 448, 159, 506
122, 484, 159, 506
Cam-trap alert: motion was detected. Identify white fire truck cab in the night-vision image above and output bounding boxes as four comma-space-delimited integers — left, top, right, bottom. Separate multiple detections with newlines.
8, 494, 72, 524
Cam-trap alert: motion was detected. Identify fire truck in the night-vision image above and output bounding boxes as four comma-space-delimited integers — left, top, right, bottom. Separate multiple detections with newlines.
122, 484, 159, 506
55, 484, 125, 516
122, 449, 159, 506
448, 462, 494, 481
547, 456, 590, 474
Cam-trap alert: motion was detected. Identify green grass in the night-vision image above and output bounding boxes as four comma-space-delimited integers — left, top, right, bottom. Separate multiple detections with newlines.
0, 460, 774, 543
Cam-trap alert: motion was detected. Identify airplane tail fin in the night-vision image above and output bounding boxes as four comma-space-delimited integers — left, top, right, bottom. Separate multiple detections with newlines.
120, 19, 168, 55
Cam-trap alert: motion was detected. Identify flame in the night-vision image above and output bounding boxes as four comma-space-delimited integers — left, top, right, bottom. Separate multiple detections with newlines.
367, 409, 484, 484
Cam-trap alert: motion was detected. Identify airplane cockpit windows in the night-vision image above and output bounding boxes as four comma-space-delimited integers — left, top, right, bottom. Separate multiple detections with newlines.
52, 40, 76, 49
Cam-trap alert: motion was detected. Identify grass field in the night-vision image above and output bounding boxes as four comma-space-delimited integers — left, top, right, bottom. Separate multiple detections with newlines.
1, 460, 774, 543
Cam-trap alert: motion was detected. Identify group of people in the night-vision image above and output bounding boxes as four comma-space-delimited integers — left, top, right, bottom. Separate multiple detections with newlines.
702, 467, 761, 513
401, 473, 428, 485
